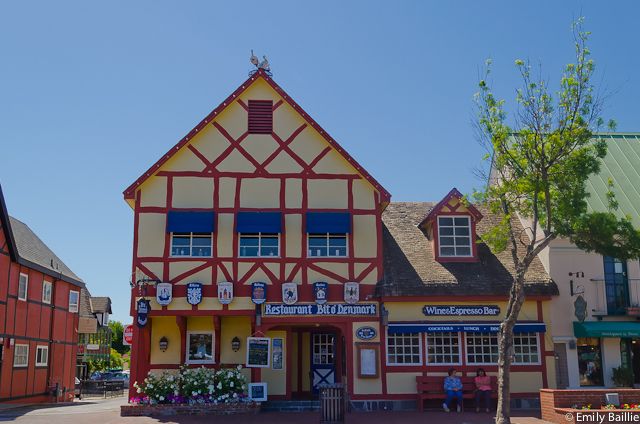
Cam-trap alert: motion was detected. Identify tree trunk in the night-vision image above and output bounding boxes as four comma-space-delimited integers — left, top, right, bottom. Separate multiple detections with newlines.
495, 270, 527, 424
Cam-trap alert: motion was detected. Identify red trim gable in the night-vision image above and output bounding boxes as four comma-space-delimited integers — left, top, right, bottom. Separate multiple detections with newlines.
418, 188, 482, 227
122, 69, 391, 203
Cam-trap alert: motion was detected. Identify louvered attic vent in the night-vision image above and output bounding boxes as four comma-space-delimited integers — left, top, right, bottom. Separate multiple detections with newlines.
248, 100, 273, 134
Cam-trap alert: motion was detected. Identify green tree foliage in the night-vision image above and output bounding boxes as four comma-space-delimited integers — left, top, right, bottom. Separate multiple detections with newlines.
109, 320, 130, 355
474, 19, 640, 424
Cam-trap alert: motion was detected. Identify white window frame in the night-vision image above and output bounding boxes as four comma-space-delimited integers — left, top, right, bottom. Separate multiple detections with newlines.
513, 332, 541, 365
42, 280, 52, 304
35, 345, 49, 366
437, 215, 472, 257
307, 233, 348, 258
170, 232, 213, 258
465, 332, 499, 365
13, 344, 29, 367
69, 290, 79, 313
238, 232, 280, 258
18, 273, 28, 301
185, 331, 215, 364
385, 332, 423, 366
425, 332, 462, 365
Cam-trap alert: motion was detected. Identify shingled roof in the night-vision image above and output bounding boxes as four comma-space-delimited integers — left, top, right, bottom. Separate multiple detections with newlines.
0, 184, 84, 287
378, 202, 557, 297
90, 296, 112, 314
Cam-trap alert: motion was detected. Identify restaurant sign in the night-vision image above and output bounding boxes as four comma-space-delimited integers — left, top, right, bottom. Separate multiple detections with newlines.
263, 303, 377, 317
423, 305, 500, 317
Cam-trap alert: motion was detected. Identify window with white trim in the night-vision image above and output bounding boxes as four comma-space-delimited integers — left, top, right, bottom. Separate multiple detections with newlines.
171, 232, 212, 257
239, 233, 279, 257
42, 281, 52, 304
13, 344, 28, 367
426, 332, 461, 364
465, 332, 499, 364
69, 290, 79, 313
35, 345, 49, 366
18, 273, 28, 301
438, 216, 472, 257
186, 331, 215, 364
307, 233, 347, 257
386, 333, 422, 365
513, 332, 540, 364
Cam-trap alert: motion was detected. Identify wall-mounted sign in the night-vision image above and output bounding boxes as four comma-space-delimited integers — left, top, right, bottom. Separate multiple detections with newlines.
282, 282, 298, 305
136, 299, 151, 327
272, 338, 283, 370
123, 324, 134, 346
86, 343, 100, 351
314, 282, 328, 305
186, 283, 203, 305
356, 326, 377, 340
218, 282, 233, 305
156, 283, 173, 306
78, 317, 98, 334
263, 303, 377, 317
574, 296, 587, 322
422, 305, 501, 316
246, 337, 271, 368
252, 282, 267, 305
356, 343, 379, 378
344, 282, 359, 304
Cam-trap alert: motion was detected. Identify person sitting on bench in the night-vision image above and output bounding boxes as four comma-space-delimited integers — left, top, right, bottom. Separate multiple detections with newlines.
474, 368, 492, 413
442, 368, 463, 413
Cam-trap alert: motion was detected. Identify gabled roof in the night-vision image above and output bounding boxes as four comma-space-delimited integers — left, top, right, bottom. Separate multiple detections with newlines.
585, 133, 640, 228
378, 202, 556, 297
123, 69, 391, 203
419, 188, 483, 228
90, 296, 112, 314
0, 184, 84, 287
0, 185, 18, 261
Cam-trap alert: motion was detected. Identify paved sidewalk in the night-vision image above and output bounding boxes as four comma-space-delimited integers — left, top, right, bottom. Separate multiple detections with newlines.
0, 397, 551, 424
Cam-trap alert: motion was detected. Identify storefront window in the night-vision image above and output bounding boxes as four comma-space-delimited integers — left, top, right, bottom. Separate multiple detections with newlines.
577, 338, 603, 386
186, 332, 214, 364
386, 333, 422, 365
513, 333, 540, 364
426, 332, 461, 364
466, 333, 499, 364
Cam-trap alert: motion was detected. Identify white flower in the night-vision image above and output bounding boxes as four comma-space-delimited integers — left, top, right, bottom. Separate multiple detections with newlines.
174, 390, 179, 396
192, 391, 197, 396
236, 365, 242, 370
159, 396, 164, 401
230, 382, 234, 388
217, 383, 222, 389
136, 388, 142, 393
233, 393, 238, 398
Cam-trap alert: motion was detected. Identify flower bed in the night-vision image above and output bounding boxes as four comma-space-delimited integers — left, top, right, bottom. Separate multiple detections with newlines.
121, 364, 259, 417
540, 389, 640, 424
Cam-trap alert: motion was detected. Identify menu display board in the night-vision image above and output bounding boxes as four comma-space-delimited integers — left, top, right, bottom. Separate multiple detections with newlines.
246, 337, 271, 368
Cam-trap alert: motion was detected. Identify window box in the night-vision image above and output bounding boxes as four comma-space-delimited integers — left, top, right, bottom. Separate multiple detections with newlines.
626, 306, 640, 316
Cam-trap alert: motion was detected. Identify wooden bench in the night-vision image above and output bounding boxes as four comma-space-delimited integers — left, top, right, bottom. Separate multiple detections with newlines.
416, 375, 497, 412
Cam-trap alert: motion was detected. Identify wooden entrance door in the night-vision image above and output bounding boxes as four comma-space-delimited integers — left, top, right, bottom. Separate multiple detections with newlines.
311, 333, 335, 394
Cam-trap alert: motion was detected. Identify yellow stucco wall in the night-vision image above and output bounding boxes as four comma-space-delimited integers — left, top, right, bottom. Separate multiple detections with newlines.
262, 330, 287, 396
150, 317, 181, 365
219, 316, 251, 364
351, 322, 382, 395
132, 75, 383, 314
386, 372, 422, 394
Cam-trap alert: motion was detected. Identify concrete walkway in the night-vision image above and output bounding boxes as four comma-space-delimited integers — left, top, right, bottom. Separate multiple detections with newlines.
0, 397, 551, 423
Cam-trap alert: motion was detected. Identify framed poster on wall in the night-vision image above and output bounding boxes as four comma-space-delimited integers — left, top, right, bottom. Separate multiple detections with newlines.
272, 338, 283, 370
356, 343, 379, 378
246, 337, 271, 368
248, 382, 267, 401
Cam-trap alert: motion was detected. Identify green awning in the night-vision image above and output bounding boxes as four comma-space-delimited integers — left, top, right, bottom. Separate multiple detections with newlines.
573, 321, 640, 338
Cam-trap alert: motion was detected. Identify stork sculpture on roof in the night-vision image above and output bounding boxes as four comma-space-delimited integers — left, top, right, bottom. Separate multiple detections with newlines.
249, 50, 272, 76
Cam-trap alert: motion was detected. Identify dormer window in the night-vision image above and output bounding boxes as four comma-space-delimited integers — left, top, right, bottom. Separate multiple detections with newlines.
437, 216, 472, 257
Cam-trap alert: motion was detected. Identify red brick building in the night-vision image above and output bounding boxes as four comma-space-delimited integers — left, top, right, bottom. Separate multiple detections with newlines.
0, 185, 85, 403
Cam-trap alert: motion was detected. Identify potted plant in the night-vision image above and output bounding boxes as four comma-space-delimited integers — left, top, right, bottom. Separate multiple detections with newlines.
625, 304, 640, 316
612, 366, 634, 387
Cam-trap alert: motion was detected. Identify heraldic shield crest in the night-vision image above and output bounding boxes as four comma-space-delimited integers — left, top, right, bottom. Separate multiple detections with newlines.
156, 282, 172, 306
314, 282, 328, 305
187, 282, 203, 305
282, 282, 298, 305
218, 281, 233, 305
136, 299, 151, 327
344, 282, 359, 304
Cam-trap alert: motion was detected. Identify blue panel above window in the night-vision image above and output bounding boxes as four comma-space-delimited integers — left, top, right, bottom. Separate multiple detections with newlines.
167, 211, 215, 233
237, 212, 282, 233
306, 212, 351, 234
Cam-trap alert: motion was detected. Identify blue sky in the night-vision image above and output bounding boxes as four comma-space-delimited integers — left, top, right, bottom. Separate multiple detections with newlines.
1, 1, 639, 323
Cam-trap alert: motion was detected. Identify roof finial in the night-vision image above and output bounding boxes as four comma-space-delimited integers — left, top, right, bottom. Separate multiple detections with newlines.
249, 51, 272, 77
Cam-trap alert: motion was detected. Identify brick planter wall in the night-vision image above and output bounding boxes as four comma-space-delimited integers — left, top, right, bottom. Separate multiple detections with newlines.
120, 401, 261, 417
540, 389, 640, 424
